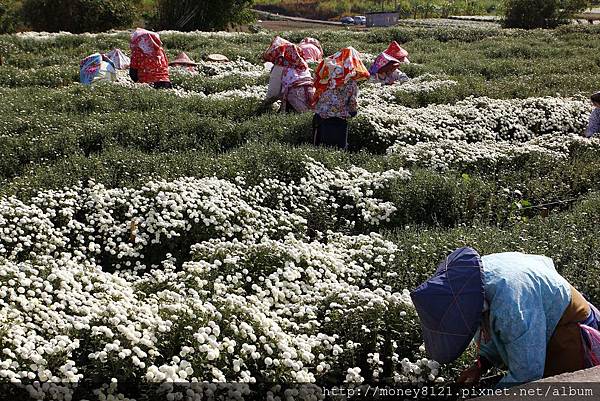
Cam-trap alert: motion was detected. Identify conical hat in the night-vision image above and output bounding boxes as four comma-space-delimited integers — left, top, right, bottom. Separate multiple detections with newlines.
206, 54, 229, 62
169, 52, 197, 66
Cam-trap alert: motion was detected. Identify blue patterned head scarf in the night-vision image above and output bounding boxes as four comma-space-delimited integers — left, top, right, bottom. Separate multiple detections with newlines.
80, 53, 103, 85
410, 247, 484, 364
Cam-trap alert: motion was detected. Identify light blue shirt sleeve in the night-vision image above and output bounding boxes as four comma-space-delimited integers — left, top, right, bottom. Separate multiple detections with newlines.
481, 252, 571, 387
479, 334, 503, 368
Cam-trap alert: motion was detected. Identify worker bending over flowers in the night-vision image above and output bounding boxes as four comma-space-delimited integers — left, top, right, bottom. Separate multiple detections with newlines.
262, 36, 320, 113
312, 47, 370, 150
369, 41, 410, 85
411, 247, 600, 387
129, 28, 172, 89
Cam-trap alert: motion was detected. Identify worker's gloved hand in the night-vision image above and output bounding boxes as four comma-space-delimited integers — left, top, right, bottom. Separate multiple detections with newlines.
457, 363, 482, 384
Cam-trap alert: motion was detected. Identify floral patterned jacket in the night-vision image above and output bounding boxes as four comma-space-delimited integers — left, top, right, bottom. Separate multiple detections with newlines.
315, 81, 358, 119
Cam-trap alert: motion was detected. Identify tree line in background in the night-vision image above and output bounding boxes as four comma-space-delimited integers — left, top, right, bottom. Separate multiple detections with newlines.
255, 0, 501, 20
0, 0, 597, 34
503, 0, 592, 28
0, 0, 255, 34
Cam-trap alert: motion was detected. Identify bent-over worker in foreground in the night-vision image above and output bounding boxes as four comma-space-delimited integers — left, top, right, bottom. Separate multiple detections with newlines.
411, 247, 600, 387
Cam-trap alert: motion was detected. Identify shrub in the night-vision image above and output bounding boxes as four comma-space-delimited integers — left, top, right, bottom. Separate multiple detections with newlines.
20, 0, 138, 33
503, 0, 590, 29
0, 0, 21, 34
153, 0, 255, 31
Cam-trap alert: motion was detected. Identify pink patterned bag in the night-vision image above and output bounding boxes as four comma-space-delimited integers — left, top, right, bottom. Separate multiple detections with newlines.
580, 323, 600, 368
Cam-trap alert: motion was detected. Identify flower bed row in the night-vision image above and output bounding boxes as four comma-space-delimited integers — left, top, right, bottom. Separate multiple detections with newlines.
3, 141, 600, 233
1, 82, 592, 182
2, 172, 600, 399
361, 96, 590, 150
386, 133, 600, 171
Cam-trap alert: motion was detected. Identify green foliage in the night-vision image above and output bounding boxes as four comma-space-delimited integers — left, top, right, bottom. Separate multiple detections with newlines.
20, 0, 138, 33
255, 0, 503, 20
153, 0, 255, 31
503, 0, 590, 29
384, 192, 600, 305
0, 0, 21, 33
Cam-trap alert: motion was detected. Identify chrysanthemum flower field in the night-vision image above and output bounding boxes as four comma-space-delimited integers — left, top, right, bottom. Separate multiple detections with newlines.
2, 24, 600, 400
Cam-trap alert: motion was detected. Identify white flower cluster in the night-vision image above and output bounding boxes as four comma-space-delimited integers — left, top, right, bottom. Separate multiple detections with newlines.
300, 158, 409, 226
362, 96, 589, 148
14, 30, 268, 41
360, 74, 458, 108
387, 133, 600, 171
197, 58, 269, 79
14, 30, 127, 40
206, 85, 267, 100
0, 157, 431, 399
359, 53, 377, 64
394, 358, 443, 384
0, 158, 407, 267
0, 230, 439, 399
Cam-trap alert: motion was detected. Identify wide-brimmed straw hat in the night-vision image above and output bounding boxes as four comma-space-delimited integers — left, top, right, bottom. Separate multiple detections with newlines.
169, 52, 197, 66
206, 53, 229, 62
410, 247, 484, 364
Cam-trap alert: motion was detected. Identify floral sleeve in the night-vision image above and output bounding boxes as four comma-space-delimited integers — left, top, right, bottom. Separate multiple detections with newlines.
347, 81, 358, 115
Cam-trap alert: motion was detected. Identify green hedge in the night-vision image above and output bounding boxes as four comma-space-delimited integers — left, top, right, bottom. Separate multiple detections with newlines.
384, 193, 600, 305
3, 142, 600, 234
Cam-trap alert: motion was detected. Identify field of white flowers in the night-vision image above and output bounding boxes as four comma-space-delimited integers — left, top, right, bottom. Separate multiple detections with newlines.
2, 25, 600, 400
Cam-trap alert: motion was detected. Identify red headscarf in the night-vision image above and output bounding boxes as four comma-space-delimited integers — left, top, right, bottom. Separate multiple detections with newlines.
384, 41, 409, 62
263, 36, 308, 72
313, 47, 370, 105
298, 37, 323, 63
130, 28, 170, 84
369, 41, 410, 76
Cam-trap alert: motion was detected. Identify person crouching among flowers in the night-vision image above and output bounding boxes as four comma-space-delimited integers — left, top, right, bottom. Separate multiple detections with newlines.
262, 36, 315, 113
312, 47, 370, 150
169, 52, 199, 75
411, 247, 600, 387
129, 28, 172, 89
298, 37, 324, 64
369, 41, 410, 86
79, 53, 117, 85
